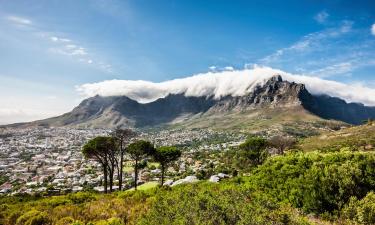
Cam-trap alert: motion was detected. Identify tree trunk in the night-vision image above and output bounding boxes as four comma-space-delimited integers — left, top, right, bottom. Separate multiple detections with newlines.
119, 151, 124, 191
134, 159, 138, 190
161, 164, 165, 186
103, 165, 108, 193
109, 165, 113, 192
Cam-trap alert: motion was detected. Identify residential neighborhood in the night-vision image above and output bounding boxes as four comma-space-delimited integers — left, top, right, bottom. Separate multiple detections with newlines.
0, 127, 244, 195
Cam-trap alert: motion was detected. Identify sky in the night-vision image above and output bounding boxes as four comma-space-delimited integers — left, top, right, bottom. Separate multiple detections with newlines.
1, 0, 375, 124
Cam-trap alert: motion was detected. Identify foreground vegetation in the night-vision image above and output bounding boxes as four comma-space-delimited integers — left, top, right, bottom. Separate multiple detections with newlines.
1, 123, 375, 224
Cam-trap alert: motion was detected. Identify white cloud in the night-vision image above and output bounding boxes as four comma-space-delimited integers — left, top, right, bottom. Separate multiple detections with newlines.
76, 65, 375, 106
371, 24, 375, 36
47, 37, 111, 70
208, 66, 216, 71
314, 11, 329, 24
9, 16, 113, 73
49, 46, 87, 56
6, 15, 32, 25
65, 44, 77, 49
224, 66, 234, 71
50, 36, 71, 42
71, 47, 87, 56
50, 36, 59, 42
309, 61, 354, 77
260, 21, 353, 64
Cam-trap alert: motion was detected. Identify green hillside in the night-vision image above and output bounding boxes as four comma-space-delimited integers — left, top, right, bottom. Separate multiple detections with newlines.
298, 121, 375, 152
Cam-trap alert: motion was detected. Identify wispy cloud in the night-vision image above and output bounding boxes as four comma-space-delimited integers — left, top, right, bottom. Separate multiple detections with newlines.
46, 34, 112, 72
50, 36, 71, 43
5, 15, 113, 74
257, 20, 375, 78
371, 24, 375, 36
260, 20, 353, 65
309, 61, 355, 77
6, 15, 32, 25
314, 10, 329, 24
49, 45, 88, 56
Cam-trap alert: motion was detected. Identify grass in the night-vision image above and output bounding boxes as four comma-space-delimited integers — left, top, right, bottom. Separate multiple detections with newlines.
123, 166, 133, 172
137, 181, 159, 190
147, 162, 160, 168
127, 181, 159, 191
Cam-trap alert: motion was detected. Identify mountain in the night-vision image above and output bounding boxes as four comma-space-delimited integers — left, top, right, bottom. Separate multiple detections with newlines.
6, 75, 375, 133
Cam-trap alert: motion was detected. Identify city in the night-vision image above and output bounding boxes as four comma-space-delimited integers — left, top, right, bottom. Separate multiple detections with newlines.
0, 127, 245, 195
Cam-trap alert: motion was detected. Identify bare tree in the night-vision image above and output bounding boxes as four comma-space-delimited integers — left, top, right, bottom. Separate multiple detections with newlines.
268, 136, 296, 155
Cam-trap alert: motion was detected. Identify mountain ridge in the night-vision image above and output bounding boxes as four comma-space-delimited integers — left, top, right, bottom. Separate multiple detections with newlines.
3, 75, 375, 131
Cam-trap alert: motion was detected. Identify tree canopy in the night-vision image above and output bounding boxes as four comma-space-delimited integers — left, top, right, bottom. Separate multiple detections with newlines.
82, 136, 116, 193
127, 140, 156, 161
238, 137, 269, 166
153, 146, 181, 185
127, 140, 156, 190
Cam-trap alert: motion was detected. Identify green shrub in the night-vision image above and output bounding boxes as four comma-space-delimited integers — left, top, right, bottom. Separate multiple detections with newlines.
67, 192, 96, 204
342, 192, 375, 224
16, 210, 51, 225
139, 182, 310, 224
249, 152, 375, 214
55, 216, 74, 225
93, 218, 124, 225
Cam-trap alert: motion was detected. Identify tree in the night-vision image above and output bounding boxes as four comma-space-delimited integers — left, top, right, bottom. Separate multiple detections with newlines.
238, 137, 268, 166
112, 129, 137, 191
153, 146, 181, 186
82, 136, 116, 193
127, 140, 156, 190
268, 136, 296, 155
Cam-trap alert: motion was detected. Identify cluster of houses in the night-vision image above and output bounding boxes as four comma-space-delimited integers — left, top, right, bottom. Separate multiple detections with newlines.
0, 127, 244, 195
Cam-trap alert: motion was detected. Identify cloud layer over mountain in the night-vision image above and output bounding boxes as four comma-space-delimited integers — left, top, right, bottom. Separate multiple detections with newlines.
77, 66, 375, 106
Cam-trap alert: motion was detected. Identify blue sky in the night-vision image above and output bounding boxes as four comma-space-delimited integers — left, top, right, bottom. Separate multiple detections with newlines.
1, 0, 375, 123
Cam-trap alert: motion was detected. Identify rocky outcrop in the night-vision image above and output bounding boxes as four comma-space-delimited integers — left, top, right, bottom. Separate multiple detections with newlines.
208, 75, 308, 113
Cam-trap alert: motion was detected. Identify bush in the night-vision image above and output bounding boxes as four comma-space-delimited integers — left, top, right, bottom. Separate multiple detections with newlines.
16, 210, 51, 225
55, 216, 74, 225
67, 192, 96, 204
342, 192, 375, 224
139, 182, 310, 224
249, 152, 375, 215
93, 218, 124, 225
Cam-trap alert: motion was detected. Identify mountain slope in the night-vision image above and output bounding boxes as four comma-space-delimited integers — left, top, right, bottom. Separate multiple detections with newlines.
297, 121, 375, 152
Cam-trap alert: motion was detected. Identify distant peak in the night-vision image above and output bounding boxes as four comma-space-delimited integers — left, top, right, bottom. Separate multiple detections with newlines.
268, 74, 283, 83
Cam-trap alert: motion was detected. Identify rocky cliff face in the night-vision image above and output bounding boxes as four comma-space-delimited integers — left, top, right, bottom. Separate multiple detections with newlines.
208, 75, 308, 113
9, 75, 375, 129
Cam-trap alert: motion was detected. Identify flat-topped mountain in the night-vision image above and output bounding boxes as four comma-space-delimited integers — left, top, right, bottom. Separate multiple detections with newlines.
5, 75, 375, 132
